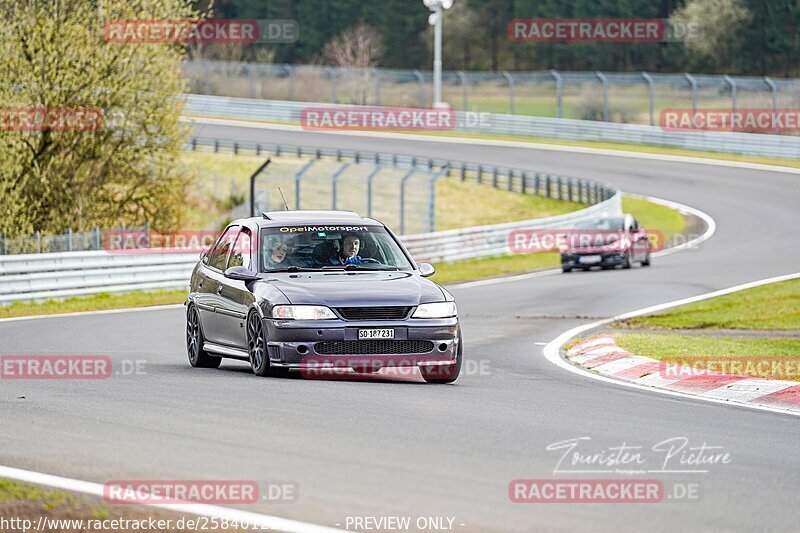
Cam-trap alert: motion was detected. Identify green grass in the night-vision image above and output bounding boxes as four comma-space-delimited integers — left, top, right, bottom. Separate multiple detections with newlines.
0, 290, 186, 320
0, 480, 79, 511
430, 252, 559, 285
620, 279, 800, 330
615, 333, 800, 380
622, 195, 687, 246
181, 150, 587, 232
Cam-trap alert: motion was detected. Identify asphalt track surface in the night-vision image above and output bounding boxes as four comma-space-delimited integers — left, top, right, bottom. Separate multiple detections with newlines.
2, 122, 800, 532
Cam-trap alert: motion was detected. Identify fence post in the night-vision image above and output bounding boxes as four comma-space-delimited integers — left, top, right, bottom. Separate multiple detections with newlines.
764, 76, 777, 134
327, 67, 337, 103
491, 166, 498, 188
427, 165, 450, 232
365, 166, 383, 218
724, 75, 737, 132
457, 71, 468, 111
246, 64, 255, 98
94, 227, 101, 250
684, 73, 697, 115
293, 159, 317, 210
545, 175, 552, 198
641, 72, 655, 126
0, 233, 5, 255
282, 64, 296, 101
460, 162, 466, 181
557, 177, 563, 200
502, 71, 515, 114
66, 228, 72, 252
507, 169, 514, 191
249, 158, 272, 216
521, 171, 527, 194
399, 169, 416, 235
373, 69, 381, 105
596, 71, 609, 122
331, 163, 350, 210
203, 60, 211, 95
413, 69, 425, 107
550, 70, 563, 119
534, 173, 540, 196
568, 179, 574, 202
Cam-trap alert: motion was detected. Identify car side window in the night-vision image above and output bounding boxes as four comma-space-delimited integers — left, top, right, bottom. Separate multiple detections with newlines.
208, 226, 238, 271
227, 228, 252, 270
631, 218, 640, 231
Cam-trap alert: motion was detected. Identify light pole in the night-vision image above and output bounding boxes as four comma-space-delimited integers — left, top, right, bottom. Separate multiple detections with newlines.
423, 0, 453, 108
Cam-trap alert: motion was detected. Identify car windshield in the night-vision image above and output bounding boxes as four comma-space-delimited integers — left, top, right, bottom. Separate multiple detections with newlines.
574, 217, 625, 231
259, 224, 413, 272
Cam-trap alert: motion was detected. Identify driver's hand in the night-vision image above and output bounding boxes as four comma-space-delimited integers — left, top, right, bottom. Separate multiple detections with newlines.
345, 256, 362, 265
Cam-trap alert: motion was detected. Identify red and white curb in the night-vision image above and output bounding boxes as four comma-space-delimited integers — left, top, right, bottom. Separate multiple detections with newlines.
566, 336, 800, 413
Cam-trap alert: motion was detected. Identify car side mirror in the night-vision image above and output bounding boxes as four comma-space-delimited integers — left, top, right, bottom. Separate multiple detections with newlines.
418, 263, 435, 277
224, 266, 259, 282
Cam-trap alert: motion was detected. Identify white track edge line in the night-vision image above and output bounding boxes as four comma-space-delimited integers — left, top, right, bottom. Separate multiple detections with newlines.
0, 465, 344, 533
543, 271, 800, 417
186, 116, 800, 175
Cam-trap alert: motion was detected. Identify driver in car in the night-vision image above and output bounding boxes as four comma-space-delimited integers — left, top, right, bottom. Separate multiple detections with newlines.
329, 234, 362, 265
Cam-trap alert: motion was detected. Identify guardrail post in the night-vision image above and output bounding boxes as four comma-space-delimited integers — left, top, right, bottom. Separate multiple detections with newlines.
460, 162, 466, 181
557, 177, 563, 200
502, 71, 515, 114
66, 228, 72, 252
203, 61, 211, 95
94, 227, 101, 250
492, 166, 498, 188
399, 168, 416, 235
365, 166, 383, 218
331, 163, 350, 210
413, 69, 425, 107
246, 64, 255, 98
545, 175, 551, 198
724, 75, 737, 132
550, 70, 563, 118
233, 141, 238, 155
507, 169, 514, 191
568, 179, 574, 202
0, 233, 5, 255
213, 140, 219, 153
294, 159, 317, 210
642, 72, 655, 126
477, 165, 483, 184
36, 231, 42, 253
684, 73, 697, 115
596, 71, 609, 122
191, 138, 196, 151
457, 71, 468, 111
521, 171, 527, 194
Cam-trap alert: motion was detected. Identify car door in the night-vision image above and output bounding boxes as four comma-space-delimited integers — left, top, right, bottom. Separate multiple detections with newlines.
201, 225, 239, 344
215, 226, 256, 349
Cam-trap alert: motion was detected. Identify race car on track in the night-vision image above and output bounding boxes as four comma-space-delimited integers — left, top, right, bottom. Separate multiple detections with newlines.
185, 210, 462, 383
560, 213, 651, 272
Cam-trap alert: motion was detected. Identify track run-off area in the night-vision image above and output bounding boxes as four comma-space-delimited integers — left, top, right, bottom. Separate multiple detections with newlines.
2, 121, 800, 532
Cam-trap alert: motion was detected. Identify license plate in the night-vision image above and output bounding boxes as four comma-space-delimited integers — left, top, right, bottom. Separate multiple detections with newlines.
579, 255, 602, 264
358, 329, 394, 339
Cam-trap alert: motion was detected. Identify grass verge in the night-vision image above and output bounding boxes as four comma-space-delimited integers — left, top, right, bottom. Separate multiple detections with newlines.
0, 290, 186, 320
431, 252, 559, 285
614, 333, 800, 381
618, 278, 800, 330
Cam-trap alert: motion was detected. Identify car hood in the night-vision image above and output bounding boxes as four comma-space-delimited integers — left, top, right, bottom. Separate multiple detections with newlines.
264, 271, 446, 307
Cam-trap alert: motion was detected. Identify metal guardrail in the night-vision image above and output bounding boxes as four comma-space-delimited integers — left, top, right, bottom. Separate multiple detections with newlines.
185, 94, 800, 159
0, 193, 621, 304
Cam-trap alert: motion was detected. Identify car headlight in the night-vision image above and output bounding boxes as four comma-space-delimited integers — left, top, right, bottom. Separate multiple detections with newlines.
271, 305, 337, 320
412, 302, 457, 319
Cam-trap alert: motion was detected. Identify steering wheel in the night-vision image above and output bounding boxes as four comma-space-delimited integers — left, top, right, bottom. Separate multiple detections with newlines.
359, 257, 381, 264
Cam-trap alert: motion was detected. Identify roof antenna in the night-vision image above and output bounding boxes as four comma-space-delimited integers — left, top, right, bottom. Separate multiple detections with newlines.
277, 187, 290, 211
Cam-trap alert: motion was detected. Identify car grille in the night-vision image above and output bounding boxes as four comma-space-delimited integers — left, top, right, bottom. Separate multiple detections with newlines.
335, 306, 411, 320
315, 340, 434, 355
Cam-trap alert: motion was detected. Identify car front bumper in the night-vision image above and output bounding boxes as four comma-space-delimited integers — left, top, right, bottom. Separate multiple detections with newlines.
263, 317, 460, 369
561, 251, 628, 268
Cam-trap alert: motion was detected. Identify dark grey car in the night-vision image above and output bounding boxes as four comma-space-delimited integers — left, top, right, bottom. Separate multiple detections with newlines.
185, 210, 462, 383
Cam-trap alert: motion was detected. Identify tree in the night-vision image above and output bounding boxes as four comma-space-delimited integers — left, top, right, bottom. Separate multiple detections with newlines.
0, 0, 200, 238
322, 23, 384, 68
672, 0, 751, 71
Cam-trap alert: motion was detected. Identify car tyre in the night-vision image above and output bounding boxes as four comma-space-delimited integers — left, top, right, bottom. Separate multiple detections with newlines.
562, 265, 572, 273
247, 311, 287, 377
623, 253, 632, 269
642, 250, 651, 267
186, 304, 222, 369
421, 331, 463, 384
